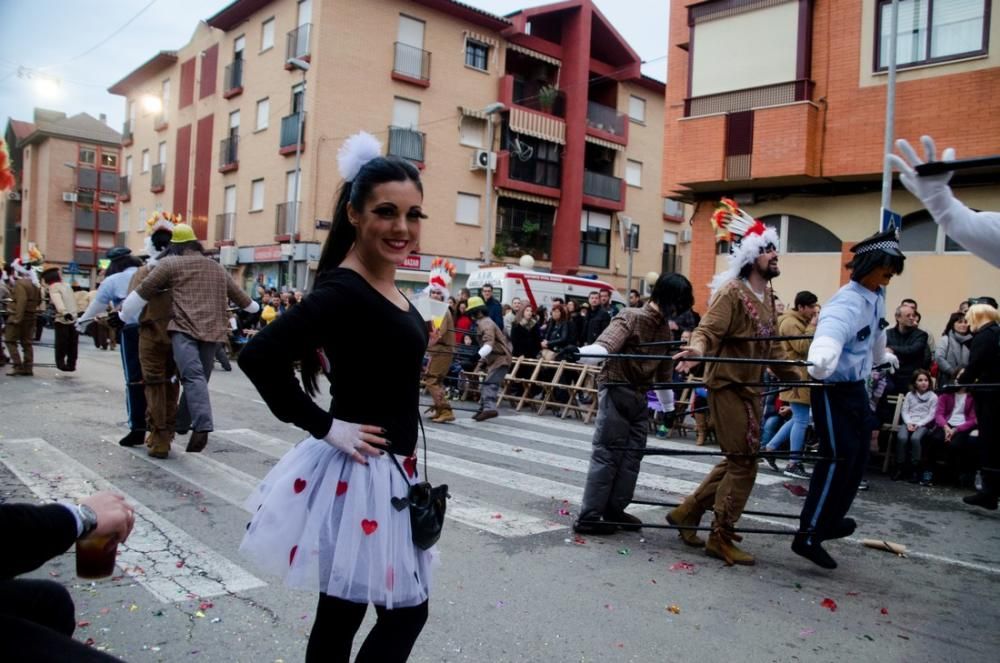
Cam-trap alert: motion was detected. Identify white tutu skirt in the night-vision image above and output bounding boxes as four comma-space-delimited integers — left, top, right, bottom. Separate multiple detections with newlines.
240, 437, 436, 609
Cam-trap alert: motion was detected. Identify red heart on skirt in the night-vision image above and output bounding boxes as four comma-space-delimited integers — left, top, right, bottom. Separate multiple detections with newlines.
403, 456, 417, 478
293, 478, 307, 494
336, 481, 348, 496
361, 519, 378, 535
289, 545, 298, 565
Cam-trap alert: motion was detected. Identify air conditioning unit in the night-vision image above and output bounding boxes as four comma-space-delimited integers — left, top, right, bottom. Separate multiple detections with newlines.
7, 191, 20, 201
62, 192, 78, 203
679, 229, 693, 244
219, 245, 238, 266
470, 149, 496, 171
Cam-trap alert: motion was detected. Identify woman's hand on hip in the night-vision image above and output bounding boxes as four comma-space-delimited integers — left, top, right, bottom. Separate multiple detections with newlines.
323, 419, 389, 464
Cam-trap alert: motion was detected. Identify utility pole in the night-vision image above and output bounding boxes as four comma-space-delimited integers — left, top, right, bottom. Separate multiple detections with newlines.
880, 0, 899, 232
287, 57, 310, 288
481, 102, 505, 262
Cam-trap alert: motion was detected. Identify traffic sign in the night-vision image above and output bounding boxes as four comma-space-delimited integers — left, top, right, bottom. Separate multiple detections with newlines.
880, 207, 902, 232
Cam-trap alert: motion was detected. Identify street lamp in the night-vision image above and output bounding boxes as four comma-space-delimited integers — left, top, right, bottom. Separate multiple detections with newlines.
286, 57, 310, 289
480, 102, 505, 263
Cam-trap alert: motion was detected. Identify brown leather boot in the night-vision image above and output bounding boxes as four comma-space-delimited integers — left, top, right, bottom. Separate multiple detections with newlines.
432, 409, 455, 423
706, 530, 755, 566
666, 500, 706, 547
694, 413, 707, 446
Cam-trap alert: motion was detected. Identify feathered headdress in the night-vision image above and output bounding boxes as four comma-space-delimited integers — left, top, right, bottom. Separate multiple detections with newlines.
0, 138, 14, 192
427, 257, 456, 296
144, 211, 182, 262
708, 197, 780, 296
337, 131, 382, 182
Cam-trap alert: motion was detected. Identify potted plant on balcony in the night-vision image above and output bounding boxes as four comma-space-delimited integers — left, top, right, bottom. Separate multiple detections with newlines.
538, 85, 558, 114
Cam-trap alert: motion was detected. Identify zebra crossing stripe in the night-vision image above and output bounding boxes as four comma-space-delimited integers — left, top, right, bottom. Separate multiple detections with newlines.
212, 430, 572, 537
451, 418, 786, 486
0, 438, 265, 603
120, 446, 259, 512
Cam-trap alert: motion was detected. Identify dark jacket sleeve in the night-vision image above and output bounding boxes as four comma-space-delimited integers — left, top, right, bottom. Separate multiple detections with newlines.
0, 503, 78, 578
545, 321, 571, 350
586, 309, 611, 344
238, 282, 344, 439
887, 328, 930, 370
959, 324, 1000, 385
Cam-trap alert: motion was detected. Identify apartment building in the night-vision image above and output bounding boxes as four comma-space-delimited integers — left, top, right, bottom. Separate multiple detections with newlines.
2, 110, 122, 286
110, 0, 670, 294
664, 0, 999, 334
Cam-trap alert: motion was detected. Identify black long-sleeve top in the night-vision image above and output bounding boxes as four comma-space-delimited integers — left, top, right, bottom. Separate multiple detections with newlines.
1, 503, 77, 578
959, 322, 1000, 387
543, 319, 571, 351
511, 321, 541, 358
239, 269, 428, 456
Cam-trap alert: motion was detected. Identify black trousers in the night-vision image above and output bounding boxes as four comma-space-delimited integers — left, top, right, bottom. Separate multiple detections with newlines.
0, 579, 123, 662
118, 325, 147, 431
799, 382, 876, 543
975, 396, 1000, 496
305, 594, 428, 663
54, 324, 78, 371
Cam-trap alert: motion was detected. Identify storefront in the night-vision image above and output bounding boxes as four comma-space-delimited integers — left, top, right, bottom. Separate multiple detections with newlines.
237, 242, 321, 293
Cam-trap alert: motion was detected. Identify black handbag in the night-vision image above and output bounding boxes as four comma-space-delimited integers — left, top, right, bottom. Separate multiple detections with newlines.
389, 417, 448, 550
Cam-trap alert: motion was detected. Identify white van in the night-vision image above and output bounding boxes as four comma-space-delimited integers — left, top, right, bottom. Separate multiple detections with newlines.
465, 267, 626, 312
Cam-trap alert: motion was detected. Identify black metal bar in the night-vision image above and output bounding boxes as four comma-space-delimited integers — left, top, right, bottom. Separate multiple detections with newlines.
915, 155, 1000, 176
607, 445, 835, 460
940, 383, 1000, 391
727, 335, 814, 342
604, 380, 829, 389
629, 498, 801, 520
636, 339, 686, 348
601, 520, 802, 535
579, 352, 812, 366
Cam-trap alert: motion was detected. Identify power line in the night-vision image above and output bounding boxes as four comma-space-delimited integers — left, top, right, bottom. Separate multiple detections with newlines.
38, 0, 160, 71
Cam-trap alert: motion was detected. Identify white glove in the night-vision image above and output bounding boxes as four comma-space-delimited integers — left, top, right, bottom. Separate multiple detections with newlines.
478, 343, 493, 359
243, 300, 260, 314
75, 318, 91, 334
576, 343, 608, 365
807, 336, 842, 380
880, 349, 899, 374
119, 290, 147, 325
887, 135, 956, 206
655, 389, 675, 413
323, 418, 388, 464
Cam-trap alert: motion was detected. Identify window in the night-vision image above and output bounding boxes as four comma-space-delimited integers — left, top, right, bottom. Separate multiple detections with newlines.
255, 98, 270, 130
663, 198, 684, 218
900, 209, 971, 252
459, 115, 486, 148
99, 192, 117, 206
141, 149, 150, 173
234, 35, 246, 58
392, 97, 421, 129
125, 155, 133, 177
496, 198, 555, 259
138, 207, 146, 230
465, 39, 489, 71
758, 214, 841, 253
877, 0, 988, 69
507, 133, 561, 188
625, 160, 642, 187
580, 210, 612, 268
261, 18, 275, 51
122, 208, 130, 233
161, 78, 170, 111
101, 152, 118, 169
455, 192, 480, 226
77, 190, 95, 209
662, 231, 679, 274
229, 110, 241, 131
79, 147, 96, 165
250, 178, 265, 211
157, 141, 167, 165
628, 95, 646, 123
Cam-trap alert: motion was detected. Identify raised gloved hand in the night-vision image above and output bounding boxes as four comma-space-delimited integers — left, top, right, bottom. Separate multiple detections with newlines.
322, 418, 389, 464
879, 349, 899, 374
807, 336, 842, 380
887, 135, 956, 205
557, 345, 580, 362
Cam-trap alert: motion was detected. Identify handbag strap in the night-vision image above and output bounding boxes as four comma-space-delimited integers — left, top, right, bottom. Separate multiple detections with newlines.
388, 413, 430, 483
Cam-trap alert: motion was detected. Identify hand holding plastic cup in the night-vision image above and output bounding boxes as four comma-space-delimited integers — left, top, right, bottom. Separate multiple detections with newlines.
76, 534, 118, 579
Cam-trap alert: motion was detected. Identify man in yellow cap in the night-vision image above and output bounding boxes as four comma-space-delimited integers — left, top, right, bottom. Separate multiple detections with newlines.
466, 296, 511, 421
121, 224, 259, 454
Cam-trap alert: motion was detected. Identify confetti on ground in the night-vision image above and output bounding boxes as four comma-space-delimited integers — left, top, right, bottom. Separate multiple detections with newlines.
880, 607, 889, 615
199, 601, 214, 611
176, 561, 185, 568
651, 579, 657, 584
846, 591, 860, 596
669, 561, 696, 572
820, 598, 838, 612
211, 617, 222, 624
783, 482, 809, 497
864, 635, 875, 641
99, 608, 110, 615
799, 628, 815, 637
573, 535, 586, 545
605, 603, 613, 610
495, 601, 506, 608
558, 508, 571, 516
667, 604, 681, 615
49, 571, 60, 577
618, 548, 630, 556
491, 513, 502, 519
129, 604, 139, 612
195, 610, 206, 618
794, 583, 802, 589
152, 610, 164, 617
78, 620, 90, 627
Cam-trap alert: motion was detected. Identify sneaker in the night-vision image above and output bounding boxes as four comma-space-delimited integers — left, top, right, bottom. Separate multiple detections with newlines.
783, 463, 811, 480
765, 457, 781, 473
655, 424, 668, 439
919, 471, 933, 487
472, 410, 498, 422
119, 430, 146, 447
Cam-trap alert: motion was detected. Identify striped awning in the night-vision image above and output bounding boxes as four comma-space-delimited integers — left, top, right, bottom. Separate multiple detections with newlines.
464, 30, 499, 66
585, 134, 624, 151
498, 188, 559, 207
507, 42, 561, 67
458, 105, 487, 119
509, 107, 565, 144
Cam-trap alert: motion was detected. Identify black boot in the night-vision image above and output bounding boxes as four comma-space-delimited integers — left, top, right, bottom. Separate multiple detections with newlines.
791, 534, 837, 569
119, 430, 146, 447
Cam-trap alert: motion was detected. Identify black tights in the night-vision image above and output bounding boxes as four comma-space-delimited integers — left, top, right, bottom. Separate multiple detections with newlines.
305, 594, 428, 663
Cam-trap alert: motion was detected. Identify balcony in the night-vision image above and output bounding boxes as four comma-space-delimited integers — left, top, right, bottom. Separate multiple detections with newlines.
215, 212, 236, 244
150, 163, 166, 193
119, 175, 130, 201
275, 201, 300, 239
498, 74, 565, 118
586, 101, 627, 143
387, 126, 425, 163
154, 113, 168, 131
583, 170, 622, 202
122, 120, 133, 146
392, 42, 431, 87
219, 135, 239, 172
285, 24, 311, 65
279, 112, 305, 155
684, 79, 815, 117
223, 59, 244, 98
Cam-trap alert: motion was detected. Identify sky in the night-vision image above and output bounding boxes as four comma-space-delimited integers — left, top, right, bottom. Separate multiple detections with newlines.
0, 0, 669, 131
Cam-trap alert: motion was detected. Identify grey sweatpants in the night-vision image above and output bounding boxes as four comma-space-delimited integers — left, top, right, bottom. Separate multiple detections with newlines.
171, 332, 218, 433
578, 386, 649, 522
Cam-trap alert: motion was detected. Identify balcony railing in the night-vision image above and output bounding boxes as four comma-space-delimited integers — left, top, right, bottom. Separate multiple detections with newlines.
119, 175, 130, 199
512, 77, 565, 117
154, 113, 168, 131
122, 120, 133, 145
286, 23, 311, 61
685, 79, 815, 117
583, 170, 621, 202
393, 42, 431, 83
586, 101, 626, 137
150, 163, 166, 192
224, 59, 244, 97
280, 112, 305, 151
387, 126, 425, 162
219, 135, 239, 171
275, 201, 300, 236
216, 212, 236, 243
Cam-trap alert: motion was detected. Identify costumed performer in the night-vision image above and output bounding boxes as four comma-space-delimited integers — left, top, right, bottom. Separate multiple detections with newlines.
40, 263, 80, 372
465, 294, 512, 422
424, 258, 457, 424
237, 131, 434, 662
4, 250, 43, 377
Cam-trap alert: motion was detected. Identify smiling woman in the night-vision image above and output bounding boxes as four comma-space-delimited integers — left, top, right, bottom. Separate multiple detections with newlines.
237, 131, 436, 662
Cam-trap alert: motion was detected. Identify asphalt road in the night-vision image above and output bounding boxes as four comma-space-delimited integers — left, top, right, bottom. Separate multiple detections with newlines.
2, 331, 998, 662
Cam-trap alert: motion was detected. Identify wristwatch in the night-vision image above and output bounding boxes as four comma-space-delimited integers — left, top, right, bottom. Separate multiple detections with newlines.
76, 503, 99, 538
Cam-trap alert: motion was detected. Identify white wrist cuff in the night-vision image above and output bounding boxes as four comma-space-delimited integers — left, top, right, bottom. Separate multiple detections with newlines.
478, 344, 493, 359
578, 343, 608, 365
